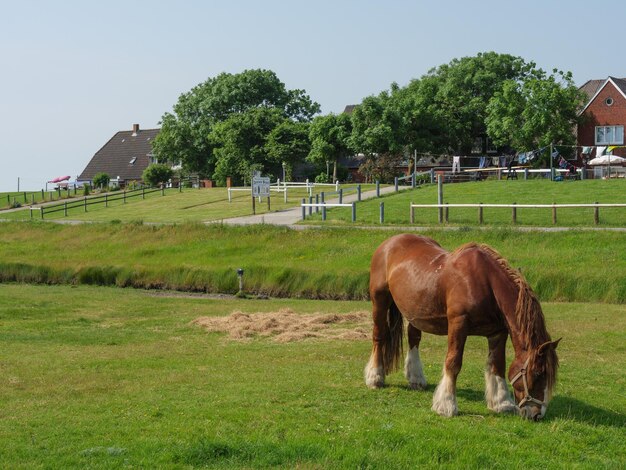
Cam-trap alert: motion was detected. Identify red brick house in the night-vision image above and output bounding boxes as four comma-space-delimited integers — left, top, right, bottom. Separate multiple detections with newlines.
578, 77, 626, 159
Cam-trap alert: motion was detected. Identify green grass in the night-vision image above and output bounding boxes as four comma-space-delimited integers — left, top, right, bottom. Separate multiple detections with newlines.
0, 284, 624, 468
1, 189, 77, 208
304, 179, 626, 227
1, 185, 380, 223
0, 222, 625, 302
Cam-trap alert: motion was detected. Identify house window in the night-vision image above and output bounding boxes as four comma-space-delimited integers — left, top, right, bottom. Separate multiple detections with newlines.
605, 97, 614, 106
595, 125, 624, 145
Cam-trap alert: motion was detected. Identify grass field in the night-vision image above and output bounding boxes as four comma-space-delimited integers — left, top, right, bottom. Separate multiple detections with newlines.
1, 189, 76, 208
0, 284, 624, 468
304, 179, 626, 227
1, 185, 379, 223
1, 222, 625, 303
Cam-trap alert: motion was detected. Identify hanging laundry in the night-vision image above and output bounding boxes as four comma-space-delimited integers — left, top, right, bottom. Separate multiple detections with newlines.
491, 157, 499, 166
517, 152, 527, 164
479, 156, 487, 168
551, 148, 560, 160
596, 146, 606, 157
581, 146, 593, 155
499, 156, 507, 167
558, 157, 568, 169
607, 146, 618, 154
452, 156, 461, 173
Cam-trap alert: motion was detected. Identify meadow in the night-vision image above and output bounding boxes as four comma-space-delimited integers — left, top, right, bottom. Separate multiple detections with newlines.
304, 179, 626, 227
0, 184, 379, 223
0, 284, 624, 468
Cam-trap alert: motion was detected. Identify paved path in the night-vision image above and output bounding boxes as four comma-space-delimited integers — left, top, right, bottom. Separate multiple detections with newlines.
215, 185, 405, 226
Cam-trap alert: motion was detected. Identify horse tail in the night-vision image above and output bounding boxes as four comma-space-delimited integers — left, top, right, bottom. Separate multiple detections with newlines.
382, 299, 404, 374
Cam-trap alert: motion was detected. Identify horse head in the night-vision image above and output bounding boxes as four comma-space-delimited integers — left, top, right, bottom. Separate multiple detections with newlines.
508, 338, 561, 421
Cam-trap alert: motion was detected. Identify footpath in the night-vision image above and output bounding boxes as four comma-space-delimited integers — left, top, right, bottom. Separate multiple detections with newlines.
215, 185, 405, 226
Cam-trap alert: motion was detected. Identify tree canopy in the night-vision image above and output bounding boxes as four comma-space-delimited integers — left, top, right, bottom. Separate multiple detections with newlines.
152, 69, 320, 185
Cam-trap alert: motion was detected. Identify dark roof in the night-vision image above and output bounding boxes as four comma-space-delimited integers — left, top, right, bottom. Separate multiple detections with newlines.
579, 77, 626, 102
343, 104, 357, 114
78, 126, 160, 181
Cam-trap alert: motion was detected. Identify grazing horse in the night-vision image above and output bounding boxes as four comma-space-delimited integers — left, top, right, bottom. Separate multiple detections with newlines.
365, 234, 559, 420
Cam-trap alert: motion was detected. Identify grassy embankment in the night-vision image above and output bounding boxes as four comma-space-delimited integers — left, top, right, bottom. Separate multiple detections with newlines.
0, 222, 624, 302
304, 178, 626, 227
0, 284, 624, 468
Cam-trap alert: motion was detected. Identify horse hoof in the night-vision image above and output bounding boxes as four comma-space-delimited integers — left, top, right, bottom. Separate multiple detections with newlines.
408, 381, 427, 391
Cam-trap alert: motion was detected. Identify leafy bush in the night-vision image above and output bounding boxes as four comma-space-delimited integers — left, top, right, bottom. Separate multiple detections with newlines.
315, 173, 329, 183
93, 172, 110, 189
142, 164, 173, 187
83, 184, 91, 196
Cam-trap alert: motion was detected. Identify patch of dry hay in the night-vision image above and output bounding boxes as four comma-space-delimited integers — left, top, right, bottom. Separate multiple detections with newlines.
191, 308, 371, 343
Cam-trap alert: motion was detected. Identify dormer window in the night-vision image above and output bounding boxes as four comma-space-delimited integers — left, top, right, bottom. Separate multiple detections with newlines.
129, 157, 137, 165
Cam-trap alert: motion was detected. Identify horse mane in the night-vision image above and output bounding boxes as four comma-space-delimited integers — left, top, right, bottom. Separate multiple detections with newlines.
455, 243, 559, 394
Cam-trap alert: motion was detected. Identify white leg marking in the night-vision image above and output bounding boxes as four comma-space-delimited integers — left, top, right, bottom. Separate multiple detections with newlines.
431, 370, 458, 417
404, 346, 427, 390
364, 356, 384, 389
484, 370, 517, 413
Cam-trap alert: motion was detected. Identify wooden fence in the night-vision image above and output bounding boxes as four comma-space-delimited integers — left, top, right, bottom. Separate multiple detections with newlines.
30, 187, 167, 219
409, 202, 626, 225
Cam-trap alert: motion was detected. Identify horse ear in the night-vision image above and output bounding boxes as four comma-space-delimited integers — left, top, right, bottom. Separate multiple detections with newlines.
538, 338, 561, 355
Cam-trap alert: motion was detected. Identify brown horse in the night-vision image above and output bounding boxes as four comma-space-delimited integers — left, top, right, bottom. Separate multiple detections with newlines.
365, 234, 559, 421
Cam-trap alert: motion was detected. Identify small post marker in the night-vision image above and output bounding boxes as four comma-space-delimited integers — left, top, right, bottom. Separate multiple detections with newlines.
236, 268, 245, 297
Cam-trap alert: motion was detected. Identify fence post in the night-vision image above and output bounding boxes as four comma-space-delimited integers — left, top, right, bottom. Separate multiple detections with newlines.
322, 204, 327, 221
142, 187, 145, 200
437, 175, 443, 224
478, 203, 483, 224
357, 184, 361, 201
41, 189, 44, 200
410, 202, 414, 224
228, 188, 232, 203
321, 192, 325, 204
84, 196, 87, 212
512, 202, 517, 224
552, 203, 557, 225
301, 198, 306, 220
315, 194, 319, 213
30, 208, 33, 219
31, 193, 35, 205
394, 177, 398, 192
64, 202, 67, 217
41, 207, 44, 219
124, 191, 127, 203
284, 186, 287, 203
339, 188, 343, 204
376, 180, 380, 197
351, 202, 356, 222
23, 192, 27, 203
412, 172, 416, 188
6, 194, 9, 206
308, 196, 313, 216
267, 195, 271, 211
335, 180, 339, 192
430, 168, 435, 184
445, 203, 449, 223
380, 202, 384, 224
594, 202, 599, 225
105, 194, 108, 207
161, 186, 165, 196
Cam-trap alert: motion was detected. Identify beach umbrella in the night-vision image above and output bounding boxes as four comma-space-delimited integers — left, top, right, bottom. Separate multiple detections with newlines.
49, 175, 71, 183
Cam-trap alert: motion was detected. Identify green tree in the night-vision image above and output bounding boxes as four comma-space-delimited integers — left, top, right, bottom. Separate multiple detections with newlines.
486, 69, 586, 164
307, 113, 352, 182
142, 164, 173, 187
265, 120, 311, 182
152, 69, 320, 183
413, 52, 530, 152
92, 172, 110, 189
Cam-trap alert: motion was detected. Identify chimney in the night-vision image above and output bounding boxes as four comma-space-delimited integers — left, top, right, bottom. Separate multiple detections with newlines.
132, 123, 139, 136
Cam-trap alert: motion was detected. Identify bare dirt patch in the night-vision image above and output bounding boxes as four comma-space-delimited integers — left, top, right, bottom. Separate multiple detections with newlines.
192, 308, 371, 343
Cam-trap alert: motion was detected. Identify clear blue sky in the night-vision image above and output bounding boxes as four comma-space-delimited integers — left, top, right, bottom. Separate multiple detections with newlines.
0, 0, 622, 191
